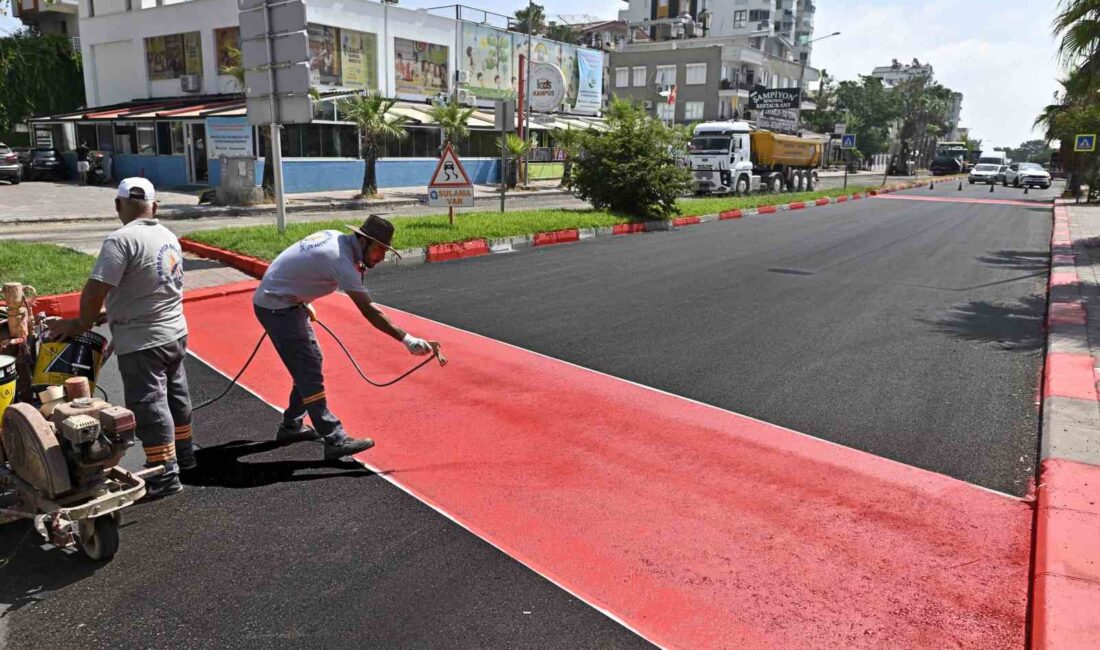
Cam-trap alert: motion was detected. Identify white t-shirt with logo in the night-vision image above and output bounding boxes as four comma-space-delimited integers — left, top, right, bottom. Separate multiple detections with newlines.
253, 230, 369, 310
90, 218, 188, 356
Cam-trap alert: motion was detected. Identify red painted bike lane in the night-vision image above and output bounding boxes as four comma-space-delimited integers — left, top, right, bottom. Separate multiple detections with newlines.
185, 291, 1031, 649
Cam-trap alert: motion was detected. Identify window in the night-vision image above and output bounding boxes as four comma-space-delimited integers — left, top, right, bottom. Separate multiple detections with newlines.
686, 63, 707, 85
749, 10, 770, 22
96, 124, 114, 153
77, 124, 98, 150
655, 65, 676, 86
156, 122, 172, 155
733, 10, 747, 28
684, 101, 704, 121
136, 124, 156, 155
170, 122, 185, 155
114, 123, 137, 154
632, 66, 647, 87
656, 102, 674, 122
615, 67, 630, 88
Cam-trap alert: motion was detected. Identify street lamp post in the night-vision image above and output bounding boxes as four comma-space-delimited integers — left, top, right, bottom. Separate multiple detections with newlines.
795, 31, 841, 133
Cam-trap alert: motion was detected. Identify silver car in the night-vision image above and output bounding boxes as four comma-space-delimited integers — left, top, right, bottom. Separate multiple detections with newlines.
1003, 162, 1052, 189
968, 163, 1000, 184
0, 143, 21, 185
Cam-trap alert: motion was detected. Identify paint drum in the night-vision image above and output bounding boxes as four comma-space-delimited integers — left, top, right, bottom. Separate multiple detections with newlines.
0, 355, 16, 424
32, 331, 108, 395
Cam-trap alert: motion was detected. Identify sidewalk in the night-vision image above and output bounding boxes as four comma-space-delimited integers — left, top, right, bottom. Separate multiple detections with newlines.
1034, 201, 1100, 649
0, 179, 570, 224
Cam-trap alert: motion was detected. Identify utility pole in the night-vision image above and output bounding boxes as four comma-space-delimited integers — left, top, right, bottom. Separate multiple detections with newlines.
523, 0, 533, 188
794, 31, 840, 133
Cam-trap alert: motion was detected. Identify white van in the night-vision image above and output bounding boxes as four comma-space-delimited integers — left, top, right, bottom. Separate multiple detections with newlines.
978, 151, 1007, 166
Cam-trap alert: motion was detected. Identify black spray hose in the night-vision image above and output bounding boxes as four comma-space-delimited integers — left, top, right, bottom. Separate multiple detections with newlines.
193, 319, 442, 412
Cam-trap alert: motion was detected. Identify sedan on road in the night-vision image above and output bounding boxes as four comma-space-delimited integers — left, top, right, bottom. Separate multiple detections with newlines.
1004, 162, 1052, 189
0, 143, 21, 185
968, 163, 1001, 184
28, 148, 67, 181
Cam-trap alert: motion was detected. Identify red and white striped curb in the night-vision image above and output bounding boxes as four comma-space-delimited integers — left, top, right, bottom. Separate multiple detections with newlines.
1033, 200, 1100, 650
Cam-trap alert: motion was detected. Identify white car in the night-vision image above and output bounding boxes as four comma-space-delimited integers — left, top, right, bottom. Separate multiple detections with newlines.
968, 163, 1001, 184
1003, 162, 1052, 189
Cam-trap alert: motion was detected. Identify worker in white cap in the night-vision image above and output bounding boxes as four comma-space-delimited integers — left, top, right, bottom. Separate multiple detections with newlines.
48, 178, 194, 498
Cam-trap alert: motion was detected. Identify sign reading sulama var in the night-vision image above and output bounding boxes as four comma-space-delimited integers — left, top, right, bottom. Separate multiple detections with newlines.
748, 87, 802, 111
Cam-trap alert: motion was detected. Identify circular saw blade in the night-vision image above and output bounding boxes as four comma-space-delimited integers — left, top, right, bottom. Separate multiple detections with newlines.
2, 402, 72, 498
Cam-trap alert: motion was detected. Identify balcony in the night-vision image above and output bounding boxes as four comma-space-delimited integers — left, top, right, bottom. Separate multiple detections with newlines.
719, 78, 755, 92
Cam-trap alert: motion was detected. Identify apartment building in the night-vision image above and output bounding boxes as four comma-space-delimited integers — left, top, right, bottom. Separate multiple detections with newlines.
11, 0, 80, 37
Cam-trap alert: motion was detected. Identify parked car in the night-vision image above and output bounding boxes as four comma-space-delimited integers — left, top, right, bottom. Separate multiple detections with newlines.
28, 148, 67, 181
1003, 162, 1052, 189
0, 143, 21, 184
12, 147, 32, 176
967, 163, 1001, 184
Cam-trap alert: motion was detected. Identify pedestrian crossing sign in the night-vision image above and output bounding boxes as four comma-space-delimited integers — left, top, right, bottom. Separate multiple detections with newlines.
841, 134, 856, 149
1075, 134, 1096, 152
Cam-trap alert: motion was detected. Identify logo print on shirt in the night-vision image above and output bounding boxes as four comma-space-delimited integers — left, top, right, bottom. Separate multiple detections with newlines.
156, 243, 185, 289
299, 231, 333, 253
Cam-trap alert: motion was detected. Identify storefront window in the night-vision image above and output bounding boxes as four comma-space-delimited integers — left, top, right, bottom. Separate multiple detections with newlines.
97, 124, 114, 153
114, 123, 137, 155
77, 124, 99, 150
137, 124, 157, 155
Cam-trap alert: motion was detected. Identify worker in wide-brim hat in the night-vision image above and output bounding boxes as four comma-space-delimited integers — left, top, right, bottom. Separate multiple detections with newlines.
252, 214, 436, 460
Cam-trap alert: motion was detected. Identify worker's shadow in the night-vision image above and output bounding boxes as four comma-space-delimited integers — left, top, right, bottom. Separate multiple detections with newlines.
183, 440, 374, 489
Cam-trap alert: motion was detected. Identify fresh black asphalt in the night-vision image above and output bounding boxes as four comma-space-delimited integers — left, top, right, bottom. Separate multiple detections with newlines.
0, 358, 652, 649
366, 182, 1055, 496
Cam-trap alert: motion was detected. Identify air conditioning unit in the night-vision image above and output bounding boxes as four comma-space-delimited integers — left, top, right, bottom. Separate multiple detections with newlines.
455, 70, 471, 84
180, 74, 202, 93
656, 84, 673, 96
642, 99, 654, 109
457, 89, 476, 106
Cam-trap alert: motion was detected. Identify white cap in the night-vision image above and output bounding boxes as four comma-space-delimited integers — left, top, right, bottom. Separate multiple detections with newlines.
117, 177, 156, 201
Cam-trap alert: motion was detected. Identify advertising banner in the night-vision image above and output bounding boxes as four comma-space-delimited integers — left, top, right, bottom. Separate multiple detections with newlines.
206, 116, 254, 159
574, 48, 602, 114
528, 62, 565, 112
461, 23, 514, 100
395, 38, 449, 96
308, 24, 341, 86
340, 28, 378, 90
145, 32, 202, 81
214, 27, 240, 74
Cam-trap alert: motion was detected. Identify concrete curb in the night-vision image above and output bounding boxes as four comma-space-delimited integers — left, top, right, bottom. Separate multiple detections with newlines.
1032, 200, 1100, 649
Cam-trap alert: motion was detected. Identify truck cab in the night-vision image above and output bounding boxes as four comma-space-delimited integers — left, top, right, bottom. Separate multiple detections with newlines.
687, 121, 757, 195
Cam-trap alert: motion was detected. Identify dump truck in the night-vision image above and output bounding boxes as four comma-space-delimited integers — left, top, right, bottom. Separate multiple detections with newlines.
687, 121, 823, 195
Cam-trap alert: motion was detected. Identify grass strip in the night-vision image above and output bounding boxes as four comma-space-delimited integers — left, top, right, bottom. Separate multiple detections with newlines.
186, 209, 634, 261
677, 185, 878, 216
0, 241, 95, 295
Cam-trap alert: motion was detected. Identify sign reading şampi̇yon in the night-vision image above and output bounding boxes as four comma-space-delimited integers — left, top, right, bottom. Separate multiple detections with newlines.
748, 87, 802, 111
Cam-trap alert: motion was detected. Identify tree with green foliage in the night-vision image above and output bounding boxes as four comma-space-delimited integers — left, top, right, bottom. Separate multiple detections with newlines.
339, 92, 409, 198
998, 139, 1056, 164
572, 100, 691, 220
497, 132, 532, 189
834, 76, 897, 162
1054, 0, 1100, 86
513, 3, 547, 35
0, 32, 85, 135
892, 75, 956, 168
426, 100, 475, 148
545, 23, 578, 43
549, 126, 583, 188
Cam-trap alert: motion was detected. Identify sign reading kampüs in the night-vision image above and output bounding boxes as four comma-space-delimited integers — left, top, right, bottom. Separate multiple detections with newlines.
528, 62, 566, 112
748, 87, 802, 111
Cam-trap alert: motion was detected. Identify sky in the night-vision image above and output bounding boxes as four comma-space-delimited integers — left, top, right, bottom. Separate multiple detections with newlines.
2, 0, 1065, 148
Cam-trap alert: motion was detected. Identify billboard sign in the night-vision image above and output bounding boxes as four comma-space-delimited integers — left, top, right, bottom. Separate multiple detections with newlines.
748, 87, 801, 111
395, 38, 449, 96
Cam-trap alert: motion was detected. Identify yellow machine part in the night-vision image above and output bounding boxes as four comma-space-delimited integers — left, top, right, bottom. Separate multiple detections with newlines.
31, 332, 107, 394
0, 355, 15, 426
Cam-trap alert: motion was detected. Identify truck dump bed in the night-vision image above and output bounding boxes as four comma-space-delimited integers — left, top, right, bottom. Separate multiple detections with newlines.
751, 130, 822, 167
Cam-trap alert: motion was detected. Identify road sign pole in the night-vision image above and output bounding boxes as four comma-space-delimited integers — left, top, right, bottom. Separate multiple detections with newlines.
271, 123, 286, 232
844, 150, 848, 189
500, 121, 506, 214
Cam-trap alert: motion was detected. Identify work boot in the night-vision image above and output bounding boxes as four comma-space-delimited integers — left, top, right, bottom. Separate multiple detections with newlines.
276, 422, 321, 443
322, 433, 375, 461
175, 442, 197, 471
144, 461, 183, 500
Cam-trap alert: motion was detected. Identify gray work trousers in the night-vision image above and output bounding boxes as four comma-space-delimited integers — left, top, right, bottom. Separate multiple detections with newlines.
116, 336, 192, 467
253, 304, 344, 438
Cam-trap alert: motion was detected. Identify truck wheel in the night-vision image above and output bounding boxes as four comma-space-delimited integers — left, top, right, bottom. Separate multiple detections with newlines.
735, 175, 750, 195
805, 172, 816, 191
769, 174, 784, 193
794, 171, 806, 192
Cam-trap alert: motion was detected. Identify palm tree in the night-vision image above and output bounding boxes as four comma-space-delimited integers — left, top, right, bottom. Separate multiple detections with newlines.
426, 100, 475, 150
221, 46, 246, 92
550, 126, 584, 188
513, 3, 547, 34
339, 92, 409, 198
498, 133, 532, 189
1053, 0, 1100, 85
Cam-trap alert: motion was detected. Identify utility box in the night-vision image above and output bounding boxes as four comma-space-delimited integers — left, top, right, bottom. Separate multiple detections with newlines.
215, 155, 264, 206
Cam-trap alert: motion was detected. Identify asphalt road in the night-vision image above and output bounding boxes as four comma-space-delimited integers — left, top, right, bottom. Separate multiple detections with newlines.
0, 356, 652, 649
363, 181, 1056, 496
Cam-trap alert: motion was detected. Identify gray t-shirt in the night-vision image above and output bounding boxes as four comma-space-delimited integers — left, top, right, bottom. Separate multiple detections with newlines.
253, 231, 369, 309
90, 218, 188, 356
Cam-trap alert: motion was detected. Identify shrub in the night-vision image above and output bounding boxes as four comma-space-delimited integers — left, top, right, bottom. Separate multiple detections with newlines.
571, 103, 692, 220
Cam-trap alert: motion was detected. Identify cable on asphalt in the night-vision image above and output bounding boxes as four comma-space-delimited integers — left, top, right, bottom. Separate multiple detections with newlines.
192, 319, 439, 412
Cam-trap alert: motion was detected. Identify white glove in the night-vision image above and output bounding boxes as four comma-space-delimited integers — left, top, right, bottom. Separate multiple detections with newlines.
402, 333, 432, 356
